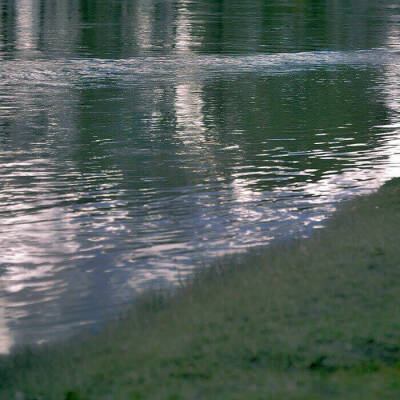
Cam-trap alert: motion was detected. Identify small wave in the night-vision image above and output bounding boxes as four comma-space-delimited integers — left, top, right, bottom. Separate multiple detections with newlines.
0, 49, 397, 88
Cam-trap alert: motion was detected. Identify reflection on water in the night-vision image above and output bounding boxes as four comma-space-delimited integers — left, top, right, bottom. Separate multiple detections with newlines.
0, 298, 12, 353
0, 0, 399, 353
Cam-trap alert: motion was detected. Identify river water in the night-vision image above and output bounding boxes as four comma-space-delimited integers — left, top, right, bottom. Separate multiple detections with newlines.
0, 0, 399, 353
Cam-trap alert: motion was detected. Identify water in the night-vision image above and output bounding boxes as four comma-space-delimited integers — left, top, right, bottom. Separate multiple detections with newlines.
0, 0, 399, 353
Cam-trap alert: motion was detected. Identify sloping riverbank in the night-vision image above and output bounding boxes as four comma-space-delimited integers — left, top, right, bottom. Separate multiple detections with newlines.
1, 178, 400, 400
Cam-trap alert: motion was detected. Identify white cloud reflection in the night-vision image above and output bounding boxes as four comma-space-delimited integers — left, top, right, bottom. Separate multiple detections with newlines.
175, 0, 201, 53
16, 0, 37, 52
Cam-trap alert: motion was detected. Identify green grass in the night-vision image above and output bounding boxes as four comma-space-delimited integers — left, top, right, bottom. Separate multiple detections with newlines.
2, 178, 400, 399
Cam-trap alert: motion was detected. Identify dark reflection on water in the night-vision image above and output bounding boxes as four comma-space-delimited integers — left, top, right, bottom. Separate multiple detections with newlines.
0, 0, 399, 352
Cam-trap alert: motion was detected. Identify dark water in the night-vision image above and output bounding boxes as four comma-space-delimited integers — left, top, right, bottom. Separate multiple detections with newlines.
0, 0, 399, 353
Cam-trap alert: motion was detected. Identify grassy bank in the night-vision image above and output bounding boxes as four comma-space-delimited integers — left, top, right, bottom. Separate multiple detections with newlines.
2, 179, 400, 400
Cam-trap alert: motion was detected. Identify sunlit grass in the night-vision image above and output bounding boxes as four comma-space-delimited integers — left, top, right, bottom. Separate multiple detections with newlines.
1, 178, 400, 399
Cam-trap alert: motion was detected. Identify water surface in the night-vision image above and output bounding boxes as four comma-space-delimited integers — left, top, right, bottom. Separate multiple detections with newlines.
0, 0, 399, 353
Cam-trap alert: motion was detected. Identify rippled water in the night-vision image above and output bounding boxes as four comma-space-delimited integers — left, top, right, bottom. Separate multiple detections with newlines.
0, 0, 399, 353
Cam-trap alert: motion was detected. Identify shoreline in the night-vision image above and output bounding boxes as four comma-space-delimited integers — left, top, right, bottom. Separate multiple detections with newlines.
1, 178, 400, 399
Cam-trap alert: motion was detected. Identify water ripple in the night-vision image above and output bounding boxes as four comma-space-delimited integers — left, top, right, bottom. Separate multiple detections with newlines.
0, 50, 398, 88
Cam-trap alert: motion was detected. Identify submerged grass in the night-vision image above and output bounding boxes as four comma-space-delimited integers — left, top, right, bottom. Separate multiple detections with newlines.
1, 178, 400, 399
